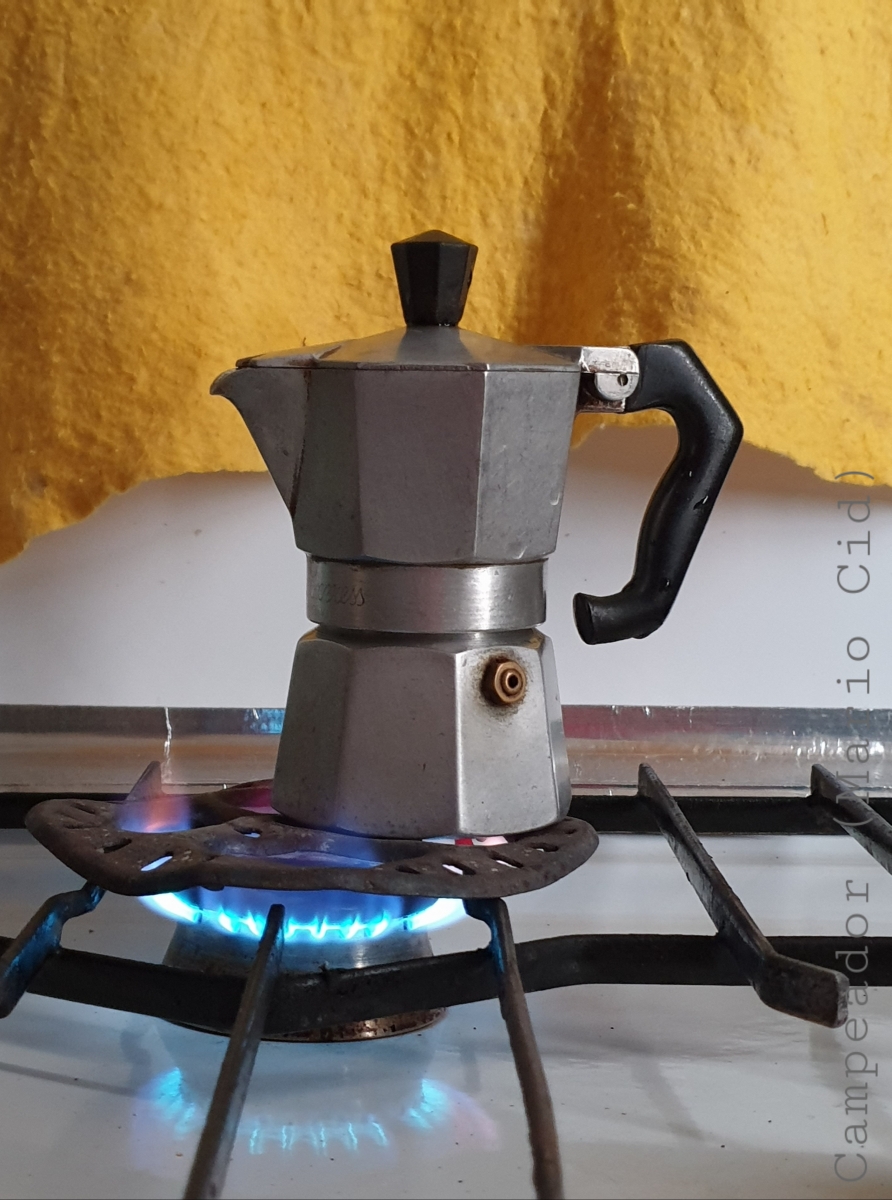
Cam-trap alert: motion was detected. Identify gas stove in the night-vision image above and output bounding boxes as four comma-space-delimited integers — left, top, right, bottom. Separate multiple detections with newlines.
2, 705, 891, 1199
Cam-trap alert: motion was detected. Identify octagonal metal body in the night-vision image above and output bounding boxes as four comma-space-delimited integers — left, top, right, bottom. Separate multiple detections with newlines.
272, 627, 571, 838
212, 327, 580, 566
293, 366, 577, 563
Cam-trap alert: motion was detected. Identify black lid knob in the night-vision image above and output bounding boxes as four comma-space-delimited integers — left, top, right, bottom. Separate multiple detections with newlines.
391, 230, 478, 327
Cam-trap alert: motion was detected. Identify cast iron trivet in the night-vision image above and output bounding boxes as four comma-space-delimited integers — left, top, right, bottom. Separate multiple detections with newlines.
25, 762, 598, 898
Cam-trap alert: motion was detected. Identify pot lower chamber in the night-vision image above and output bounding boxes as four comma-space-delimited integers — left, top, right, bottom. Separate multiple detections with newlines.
275, 558, 570, 839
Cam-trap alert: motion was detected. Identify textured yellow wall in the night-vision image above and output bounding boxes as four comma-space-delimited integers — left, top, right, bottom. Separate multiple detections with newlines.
0, 1, 888, 562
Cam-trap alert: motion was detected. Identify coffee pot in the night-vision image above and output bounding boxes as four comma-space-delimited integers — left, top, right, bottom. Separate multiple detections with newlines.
212, 231, 742, 838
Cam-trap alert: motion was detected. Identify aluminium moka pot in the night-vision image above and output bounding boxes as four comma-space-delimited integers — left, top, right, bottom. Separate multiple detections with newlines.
212, 231, 742, 838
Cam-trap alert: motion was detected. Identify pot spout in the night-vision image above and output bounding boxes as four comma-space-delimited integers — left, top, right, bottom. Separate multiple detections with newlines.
210, 366, 309, 511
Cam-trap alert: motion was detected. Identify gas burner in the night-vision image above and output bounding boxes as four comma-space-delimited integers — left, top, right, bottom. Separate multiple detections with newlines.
24, 762, 599, 899
146, 882, 456, 1042
162, 917, 445, 1042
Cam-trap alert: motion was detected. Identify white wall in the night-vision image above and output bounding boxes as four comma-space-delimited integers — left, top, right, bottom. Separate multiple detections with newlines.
0, 427, 888, 708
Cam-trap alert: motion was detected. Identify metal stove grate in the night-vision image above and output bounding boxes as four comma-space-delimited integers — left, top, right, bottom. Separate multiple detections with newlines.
3, 764, 892, 1199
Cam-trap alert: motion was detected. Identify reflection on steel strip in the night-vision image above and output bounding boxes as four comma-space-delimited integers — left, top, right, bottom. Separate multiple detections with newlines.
0, 705, 890, 794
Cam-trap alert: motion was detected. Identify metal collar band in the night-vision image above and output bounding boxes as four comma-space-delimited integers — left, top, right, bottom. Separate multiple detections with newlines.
306, 558, 546, 634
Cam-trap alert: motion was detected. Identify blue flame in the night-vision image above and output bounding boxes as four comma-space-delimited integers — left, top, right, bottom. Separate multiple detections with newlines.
140, 891, 462, 943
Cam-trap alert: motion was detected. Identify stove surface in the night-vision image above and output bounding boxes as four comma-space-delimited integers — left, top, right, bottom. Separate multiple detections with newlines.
2, 827, 891, 1199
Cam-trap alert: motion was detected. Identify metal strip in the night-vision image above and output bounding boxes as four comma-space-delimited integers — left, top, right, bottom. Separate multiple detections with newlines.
465, 898, 563, 1200
183, 905, 284, 1200
0, 882, 104, 1017
565, 705, 892, 795
307, 558, 546, 633
636, 764, 848, 1027
2, 705, 891, 795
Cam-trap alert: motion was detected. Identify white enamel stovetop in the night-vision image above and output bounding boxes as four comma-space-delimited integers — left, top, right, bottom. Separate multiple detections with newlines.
1, 825, 890, 1200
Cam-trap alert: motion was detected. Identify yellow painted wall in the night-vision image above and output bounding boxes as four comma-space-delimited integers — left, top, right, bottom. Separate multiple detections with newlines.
0, 1, 888, 562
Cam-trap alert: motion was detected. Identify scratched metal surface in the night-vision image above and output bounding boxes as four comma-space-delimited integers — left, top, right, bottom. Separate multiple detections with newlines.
0, 706, 887, 797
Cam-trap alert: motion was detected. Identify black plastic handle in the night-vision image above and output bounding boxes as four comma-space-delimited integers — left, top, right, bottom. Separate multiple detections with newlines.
574, 341, 743, 645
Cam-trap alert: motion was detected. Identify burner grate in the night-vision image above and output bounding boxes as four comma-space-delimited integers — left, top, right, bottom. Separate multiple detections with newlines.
4, 764, 892, 1200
